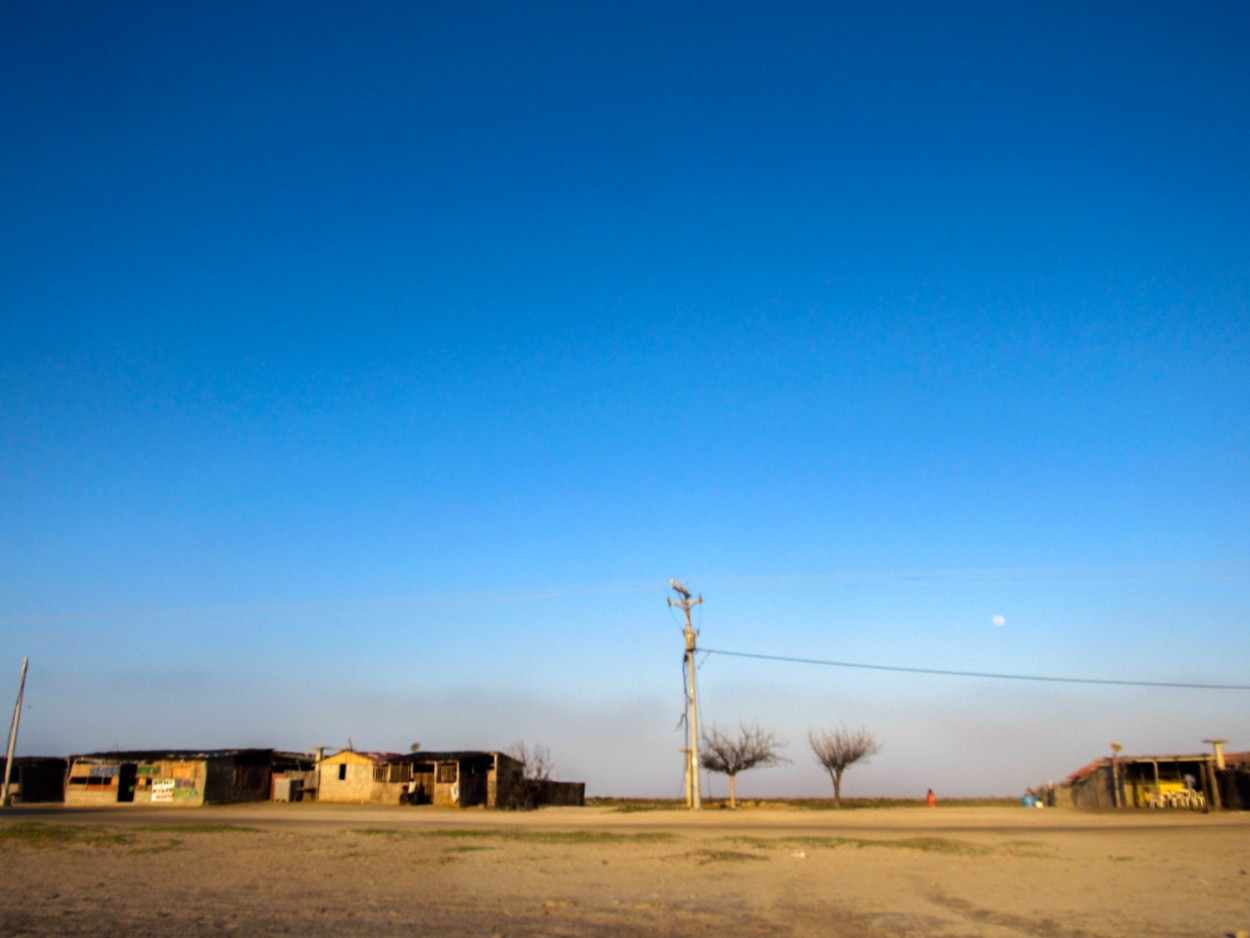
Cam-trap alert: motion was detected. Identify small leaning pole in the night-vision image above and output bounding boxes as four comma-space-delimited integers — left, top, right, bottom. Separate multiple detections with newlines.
669, 580, 703, 810
1, 657, 29, 808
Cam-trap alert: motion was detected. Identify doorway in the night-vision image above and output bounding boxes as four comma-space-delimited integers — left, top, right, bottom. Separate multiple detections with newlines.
116, 764, 137, 803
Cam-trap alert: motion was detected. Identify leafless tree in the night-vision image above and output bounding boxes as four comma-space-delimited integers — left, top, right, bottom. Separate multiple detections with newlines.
700, 722, 788, 808
808, 726, 881, 808
506, 741, 554, 810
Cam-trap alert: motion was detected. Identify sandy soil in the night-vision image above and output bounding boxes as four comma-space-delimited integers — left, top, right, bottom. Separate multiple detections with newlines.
2, 802, 1248, 937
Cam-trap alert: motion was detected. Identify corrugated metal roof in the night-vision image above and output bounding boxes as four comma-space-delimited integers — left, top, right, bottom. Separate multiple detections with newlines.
70, 748, 280, 762
1065, 752, 1217, 783
1111, 755, 1214, 772
398, 750, 510, 762
317, 749, 404, 764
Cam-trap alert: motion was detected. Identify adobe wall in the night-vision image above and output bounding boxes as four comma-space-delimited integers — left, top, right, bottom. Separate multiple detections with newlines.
316, 762, 376, 803
65, 759, 209, 807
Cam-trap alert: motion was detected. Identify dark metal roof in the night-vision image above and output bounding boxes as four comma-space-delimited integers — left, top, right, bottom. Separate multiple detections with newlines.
317, 750, 404, 763
396, 750, 517, 765
1119, 753, 1213, 763
70, 748, 286, 762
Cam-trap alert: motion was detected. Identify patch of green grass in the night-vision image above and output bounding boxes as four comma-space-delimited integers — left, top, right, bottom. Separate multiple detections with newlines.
84, 830, 132, 847
887, 837, 989, 856
350, 828, 404, 838
444, 845, 491, 854
999, 840, 1050, 857
419, 828, 675, 845
129, 838, 183, 854
0, 823, 130, 849
1, 821, 268, 853
727, 835, 855, 851
416, 828, 497, 840
0, 823, 86, 846
685, 849, 767, 865
592, 796, 1020, 811
137, 824, 260, 834
787, 797, 1019, 810
587, 797, 684, 813
724, 834, 989, 856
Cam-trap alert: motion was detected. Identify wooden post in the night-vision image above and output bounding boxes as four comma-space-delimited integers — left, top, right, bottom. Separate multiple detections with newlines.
1109, 743, 1123, 809
1202, 739, 1228, 812
1205, 758, 1222, 812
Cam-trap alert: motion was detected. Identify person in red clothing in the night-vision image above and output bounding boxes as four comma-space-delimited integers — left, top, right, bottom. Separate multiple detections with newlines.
926, 788, 936, 808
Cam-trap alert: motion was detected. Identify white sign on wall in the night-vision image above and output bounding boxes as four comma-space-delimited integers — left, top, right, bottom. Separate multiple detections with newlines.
151, 779, 176, 803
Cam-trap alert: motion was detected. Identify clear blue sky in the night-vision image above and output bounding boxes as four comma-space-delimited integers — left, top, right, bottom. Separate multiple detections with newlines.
2, 1, 1247, 797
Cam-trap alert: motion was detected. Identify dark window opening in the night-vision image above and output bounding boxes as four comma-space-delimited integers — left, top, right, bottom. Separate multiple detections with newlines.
373, 764, 413, 783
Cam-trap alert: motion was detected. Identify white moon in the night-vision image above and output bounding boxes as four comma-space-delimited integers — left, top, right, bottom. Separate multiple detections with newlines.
992, 614, 1006, 627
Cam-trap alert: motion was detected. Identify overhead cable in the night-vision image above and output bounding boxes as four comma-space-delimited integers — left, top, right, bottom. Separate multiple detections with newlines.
700, 648, 1250, 691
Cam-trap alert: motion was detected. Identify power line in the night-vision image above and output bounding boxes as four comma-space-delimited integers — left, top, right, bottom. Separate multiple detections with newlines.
701, 648, 1250, 691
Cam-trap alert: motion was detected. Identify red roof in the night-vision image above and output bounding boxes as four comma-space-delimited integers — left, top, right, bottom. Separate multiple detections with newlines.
1065, 759, 1106, 782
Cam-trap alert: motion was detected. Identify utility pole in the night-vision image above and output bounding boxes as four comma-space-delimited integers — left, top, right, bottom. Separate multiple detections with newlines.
2, 658, 29, 808
1203, 738, 1229, 812
1109, 742, 1122, 809
668, 580, 702, 810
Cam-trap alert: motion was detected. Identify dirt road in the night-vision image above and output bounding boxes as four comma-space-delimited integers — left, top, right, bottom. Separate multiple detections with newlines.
3, 803, 1247, 936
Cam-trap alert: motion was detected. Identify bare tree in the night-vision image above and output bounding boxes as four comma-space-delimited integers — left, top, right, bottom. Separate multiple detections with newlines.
506, 741, 554, 810
700, 722, 788, 808
808, 726, 881, 808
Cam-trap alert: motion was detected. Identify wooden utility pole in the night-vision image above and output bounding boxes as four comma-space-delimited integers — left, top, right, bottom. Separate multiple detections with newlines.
1, 658, 29, 808
1203, 738, 1228, 812
1109, 742, 1123, 809
669, 580, 702, 810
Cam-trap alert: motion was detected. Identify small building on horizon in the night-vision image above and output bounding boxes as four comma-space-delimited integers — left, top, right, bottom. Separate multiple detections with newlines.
65, 749, 313, 807
314, 749, 585, 808
1051, 749, 1249, 811
0, 757, 68, 803
314, 749, 406, 804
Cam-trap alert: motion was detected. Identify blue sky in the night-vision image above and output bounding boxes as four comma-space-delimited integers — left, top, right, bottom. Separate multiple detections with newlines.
2, 1, 1248, 798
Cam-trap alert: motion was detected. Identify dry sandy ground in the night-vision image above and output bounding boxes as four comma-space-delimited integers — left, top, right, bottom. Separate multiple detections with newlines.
2, 802, 1248, 937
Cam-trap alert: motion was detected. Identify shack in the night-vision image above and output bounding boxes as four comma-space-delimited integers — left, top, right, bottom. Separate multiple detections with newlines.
1216, 751, 1250, 810
65, 749, 312, 806
399, 750, 516, 807
315, 749, 406, 803
1056, 752, 1221, 809
0, 757, 67, 803
398, 751, 585, 808
271, 762, 317, 802
315, 749, 585, 808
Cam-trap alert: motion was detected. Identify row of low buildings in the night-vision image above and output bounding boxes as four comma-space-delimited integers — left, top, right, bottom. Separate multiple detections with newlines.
2, 747, 585, 809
